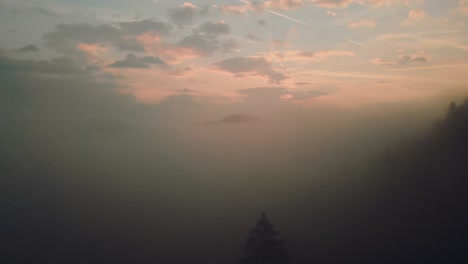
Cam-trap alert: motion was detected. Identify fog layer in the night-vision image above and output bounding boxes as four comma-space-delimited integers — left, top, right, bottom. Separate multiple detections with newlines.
0, 71, 464, 263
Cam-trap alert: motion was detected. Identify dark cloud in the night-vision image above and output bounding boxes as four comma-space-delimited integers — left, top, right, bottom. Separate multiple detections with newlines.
116, 38, 145, 52
34, 7, 59, 16
109, 54, 149, 69
168, 3, 202, 27
109, 53, 165, 69
213, 57, 288, 84
141, 56, 165, 64
220, 39, 239, 53
178, 34, 221, 56
43, 24, 121, 54
16, 44, 40, 53
0, 55, 87, 75
177, 27, 237, 57
412, 56, 428, 63
194, 21, 230, 37
43, 20, 171, 55
119, 19, 172, 36
398, 55, 411, 65
372, 54, 429, 67
398, 54, 429, 65
167, 3, 211, 26
42, 17, 234, 61
198, 3, 211, 16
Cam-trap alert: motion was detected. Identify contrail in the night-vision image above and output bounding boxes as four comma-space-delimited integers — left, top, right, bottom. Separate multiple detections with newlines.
265, 9, 310, 26
334, 35, 368, 48
238, 0, 367, 48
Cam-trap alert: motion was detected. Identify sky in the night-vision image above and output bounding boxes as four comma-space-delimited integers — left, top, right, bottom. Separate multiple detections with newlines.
1, 0, 467, 106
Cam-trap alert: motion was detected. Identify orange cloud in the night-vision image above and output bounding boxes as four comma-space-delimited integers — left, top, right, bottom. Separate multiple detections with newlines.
219, 4, 249, 15
182, 2, 196, 8
460, 0, 468, 13
265, 0, 304, 10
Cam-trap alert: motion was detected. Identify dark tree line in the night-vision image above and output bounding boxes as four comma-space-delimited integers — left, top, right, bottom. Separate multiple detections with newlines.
273, 99, 468, 264
341, 99, 468, 263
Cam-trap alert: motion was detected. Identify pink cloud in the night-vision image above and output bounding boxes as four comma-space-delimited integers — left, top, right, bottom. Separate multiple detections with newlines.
136, 32, 163, 50
408, 9, 427, 19
77, 43, 108, 64
308, 0, 355, 8
212, 56, 289, 84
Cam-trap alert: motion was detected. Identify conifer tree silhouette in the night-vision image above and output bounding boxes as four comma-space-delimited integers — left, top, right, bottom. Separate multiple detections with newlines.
239, 212, 288, 264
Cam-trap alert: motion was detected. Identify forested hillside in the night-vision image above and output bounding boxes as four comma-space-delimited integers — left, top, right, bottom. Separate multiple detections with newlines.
323, 100, 468, 263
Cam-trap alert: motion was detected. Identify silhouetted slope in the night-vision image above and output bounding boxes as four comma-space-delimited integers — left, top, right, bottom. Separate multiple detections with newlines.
290, 100, 468, 264
348, 100, 468, 263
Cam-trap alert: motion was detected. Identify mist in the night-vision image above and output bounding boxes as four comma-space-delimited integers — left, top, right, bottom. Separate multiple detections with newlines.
2, 68, 465, 263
